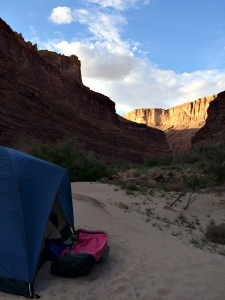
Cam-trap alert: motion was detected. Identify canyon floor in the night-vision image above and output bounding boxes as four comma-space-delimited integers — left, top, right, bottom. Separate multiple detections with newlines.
2, 182, 225, 300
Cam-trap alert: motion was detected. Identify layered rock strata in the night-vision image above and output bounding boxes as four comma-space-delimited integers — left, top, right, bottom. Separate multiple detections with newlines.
123, 95, 216, 153
0, 18, 170, 163
192, 91, 225, 145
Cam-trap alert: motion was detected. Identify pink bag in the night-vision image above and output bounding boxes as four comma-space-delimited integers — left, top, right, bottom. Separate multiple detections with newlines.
60, 228, 108, 262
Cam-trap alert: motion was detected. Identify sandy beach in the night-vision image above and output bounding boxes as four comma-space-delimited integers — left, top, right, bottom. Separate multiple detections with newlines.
1, 182, 225, 300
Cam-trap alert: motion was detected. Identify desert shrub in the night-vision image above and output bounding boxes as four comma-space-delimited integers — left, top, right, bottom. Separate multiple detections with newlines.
29, 140, 76, 169
174, 164, 184, 171
144, 157, 160, 168
118, 202, 129, 210
171, 143, 225, 184
193, 161, 207, 170
28, 140, 112, 182
174, 151, 200, 165
165, 181, 186, 192
184, 154, 200, 164
176, 212, 187, 224
145, 208, 154, 216
161, 185, 169, 192
118, 181, 139, 191
208, 163, 225, 183
144, 156, 173, 168
200, 143, 225, 182
72, 154, 111, 182
205, 223, 225, 244
159, 156, 173, 166
117, 182, 127, 189
133, 170, 141, 177
126, 184, 140, 191
184, 175, 208, 191
167, 171, 174, 177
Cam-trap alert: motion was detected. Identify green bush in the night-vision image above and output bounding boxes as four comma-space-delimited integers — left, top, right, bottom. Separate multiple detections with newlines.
133, 170, 141, 177
126, 183, 140, 191
205, 223, 225, 244
28, 140, 112, 182
144, 157, 160, 168
174, 152, 200, 165
185, 175, 208, 191
199, 143, 225, 182
144, 156, 173, 168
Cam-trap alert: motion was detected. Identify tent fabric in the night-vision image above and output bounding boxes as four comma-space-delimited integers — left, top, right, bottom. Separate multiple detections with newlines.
0, 146, 74, 290
0, 278, 31, 297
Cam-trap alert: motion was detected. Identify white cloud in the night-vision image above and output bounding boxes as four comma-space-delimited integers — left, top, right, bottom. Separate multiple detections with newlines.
48, 7, 73, 24
41, 2, 225, 116
47, 40, 138, 80
76, 9, 127, 50
49, 7, 130, 54
43, 38, 225, 114
29, 25, 36, 35
87, 0, 140, 10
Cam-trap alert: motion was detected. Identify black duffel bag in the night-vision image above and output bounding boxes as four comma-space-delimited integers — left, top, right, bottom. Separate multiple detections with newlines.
51, 253, 95, 278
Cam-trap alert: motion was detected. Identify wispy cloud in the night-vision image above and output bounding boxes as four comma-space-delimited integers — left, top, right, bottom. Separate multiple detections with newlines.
44, 37, 225, 113
42, 1, 225, 115
29, 25, 36, 35
49, 6, 131, 54
86, 0, 148, 10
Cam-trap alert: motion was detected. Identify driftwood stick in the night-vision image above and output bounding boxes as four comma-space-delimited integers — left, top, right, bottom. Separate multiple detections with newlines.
183, 193, 198, 210
169, 189, 188, 208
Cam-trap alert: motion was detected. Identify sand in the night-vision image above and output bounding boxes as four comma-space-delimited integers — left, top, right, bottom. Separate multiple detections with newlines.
1, 182, 225, 300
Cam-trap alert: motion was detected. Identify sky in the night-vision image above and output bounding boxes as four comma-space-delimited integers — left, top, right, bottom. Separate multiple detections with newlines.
1, 0, 225, 115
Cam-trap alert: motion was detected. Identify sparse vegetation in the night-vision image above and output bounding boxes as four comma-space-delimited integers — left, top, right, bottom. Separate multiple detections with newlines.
176, 212, 187, 224
117, 202, 129, 210
28, 139, 113, 182
21, 136, 225, 191
184, 175, 208, 191
205, 222, 225, 244
171, 231, 179, 237
22, 138, 225, 257
189, 237, 204, 249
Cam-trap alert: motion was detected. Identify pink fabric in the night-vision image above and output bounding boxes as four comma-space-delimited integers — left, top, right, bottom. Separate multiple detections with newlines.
60, 228, 108, 262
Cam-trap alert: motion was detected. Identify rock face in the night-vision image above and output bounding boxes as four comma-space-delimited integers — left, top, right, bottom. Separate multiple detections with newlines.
39, 50, 82, 84
0, 18, 170, 163
123, 95, 216, 153
192, 91, 225, 145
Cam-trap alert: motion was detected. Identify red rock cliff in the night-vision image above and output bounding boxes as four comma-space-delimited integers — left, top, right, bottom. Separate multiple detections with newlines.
0, 18, 170, 163
192, 91, 225, 145
123, 95, 216, 153
39, 50, 82, 84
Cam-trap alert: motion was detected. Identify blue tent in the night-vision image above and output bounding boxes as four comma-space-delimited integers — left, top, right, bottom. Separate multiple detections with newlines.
0, 146, 75, 298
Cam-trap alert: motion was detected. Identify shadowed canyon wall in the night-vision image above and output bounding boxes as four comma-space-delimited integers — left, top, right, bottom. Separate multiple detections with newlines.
0, 18, 170, 163
192, 91, 225, 146
123, 95, 216, 153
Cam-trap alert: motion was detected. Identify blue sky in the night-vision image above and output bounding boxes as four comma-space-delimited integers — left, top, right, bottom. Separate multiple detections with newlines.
1, 0, 225, 115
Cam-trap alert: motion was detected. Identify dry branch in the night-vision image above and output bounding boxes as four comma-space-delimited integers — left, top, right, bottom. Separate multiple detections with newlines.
169, 189, 188, 208
183, 193, 198, 210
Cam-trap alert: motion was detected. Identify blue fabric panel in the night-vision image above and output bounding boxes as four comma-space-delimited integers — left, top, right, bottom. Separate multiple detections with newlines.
0, 148, 29, 280
57, 172, 74, 229
0, 146, 75, 283
8, 148, 66, 282
45, 242, 69, 261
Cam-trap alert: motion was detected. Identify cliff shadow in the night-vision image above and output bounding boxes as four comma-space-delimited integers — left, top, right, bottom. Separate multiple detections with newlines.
165, 128, 201, 154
